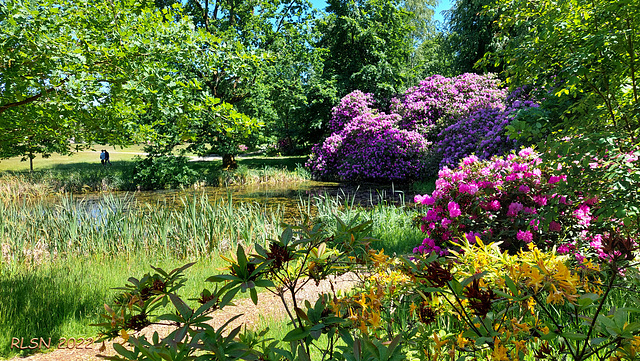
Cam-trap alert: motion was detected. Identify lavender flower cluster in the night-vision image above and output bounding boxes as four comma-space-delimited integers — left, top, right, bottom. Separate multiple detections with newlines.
391, 73, 507, 132
433, 99, 540, 172
327, 90, 377, 133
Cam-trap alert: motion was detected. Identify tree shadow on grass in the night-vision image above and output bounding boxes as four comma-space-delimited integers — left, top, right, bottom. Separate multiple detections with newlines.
0, 267, 106, 358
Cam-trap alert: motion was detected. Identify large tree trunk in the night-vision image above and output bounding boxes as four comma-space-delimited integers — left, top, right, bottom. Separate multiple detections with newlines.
222, 154, 237, 170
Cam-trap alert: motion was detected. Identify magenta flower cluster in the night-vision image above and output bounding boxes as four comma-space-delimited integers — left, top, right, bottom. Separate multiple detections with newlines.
412, 148, 623, 260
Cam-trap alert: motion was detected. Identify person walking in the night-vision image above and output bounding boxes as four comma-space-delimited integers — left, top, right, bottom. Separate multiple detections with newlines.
100, 150, 106, 166
104, 150, 112, 166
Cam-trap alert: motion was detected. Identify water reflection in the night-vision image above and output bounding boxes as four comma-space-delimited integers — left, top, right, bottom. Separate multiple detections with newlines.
72, 181, 415, 221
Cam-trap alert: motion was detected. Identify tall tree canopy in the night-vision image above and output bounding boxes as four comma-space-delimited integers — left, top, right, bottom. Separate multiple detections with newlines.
0, 0, 259, 169
489, 0, 639, 138
445, 0, 503, 74
315, 0, 415, 104
151, 0, 324, 153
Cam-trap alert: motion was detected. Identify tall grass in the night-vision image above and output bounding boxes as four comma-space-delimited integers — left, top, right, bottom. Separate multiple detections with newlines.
0, 193, 285, 267
309, 190, 424, 255
217, 163, 311, 186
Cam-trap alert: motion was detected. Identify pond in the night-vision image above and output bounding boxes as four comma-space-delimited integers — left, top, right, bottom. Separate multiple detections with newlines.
71, 181, 419, 222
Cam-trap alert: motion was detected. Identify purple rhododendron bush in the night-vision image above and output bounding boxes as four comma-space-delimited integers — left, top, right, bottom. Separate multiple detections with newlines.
413, 147, 637, 262
391, 73, 507, 134
307, 110, 430, 181
431, 95, 540, 172
307, 74, 534, 182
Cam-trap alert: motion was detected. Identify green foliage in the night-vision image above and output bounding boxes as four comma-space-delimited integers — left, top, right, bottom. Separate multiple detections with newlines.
130, 155, 199, 190
96, 217, 408, 360
315, 0, 415, 105
445, 0, 504, 74
0, 256, 225, 358
545, 132, 640, 236
488, 0, 640, 138
0, 0, 261, 166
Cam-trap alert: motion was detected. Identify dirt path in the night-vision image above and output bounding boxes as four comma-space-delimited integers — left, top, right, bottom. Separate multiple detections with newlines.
8, 274, 359, 361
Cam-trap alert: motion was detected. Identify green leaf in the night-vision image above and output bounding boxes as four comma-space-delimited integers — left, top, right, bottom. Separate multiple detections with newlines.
561, 332, 587, 340
250, 287, 258, 305
461, 272, 488, 288
169, 294, 193, 319
283, 327, 311, 342
113, 343, 136, 359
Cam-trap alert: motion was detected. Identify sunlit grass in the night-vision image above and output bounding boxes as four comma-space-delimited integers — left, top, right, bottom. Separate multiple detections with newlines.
0, 145, 147, 172
0, 152, 311, 196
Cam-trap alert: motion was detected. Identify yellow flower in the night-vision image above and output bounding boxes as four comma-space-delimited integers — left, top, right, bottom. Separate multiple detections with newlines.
456, 333, 469, 349
409, 302, 417, 316
539, 326, 550, 335
513, 339, 527, 355
432, 333, 448, 352
552, 262, 579, 295
120, 329, 129, 342
369, 311, 382, 329
511, 318, 531, 334
492, 338, 510, 361
546, 285, 564, 305
525, 267, 545, 292
355, 293, 368, 309
369, 248, 389, 268
358, 320, 368, 334
347, 307, 358, 322
330, 297, 342, 317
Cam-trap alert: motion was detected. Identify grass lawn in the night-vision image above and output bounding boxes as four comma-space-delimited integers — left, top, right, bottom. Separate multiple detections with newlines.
0, 145, 148, 172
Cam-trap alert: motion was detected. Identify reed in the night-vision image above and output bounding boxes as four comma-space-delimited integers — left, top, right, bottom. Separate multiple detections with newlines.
0, 193, 285, 266
218, 164, 311, 186
307, 190, 424, 255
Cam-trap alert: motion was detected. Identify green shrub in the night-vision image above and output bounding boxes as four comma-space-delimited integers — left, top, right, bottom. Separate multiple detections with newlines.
130, 155, 199, 190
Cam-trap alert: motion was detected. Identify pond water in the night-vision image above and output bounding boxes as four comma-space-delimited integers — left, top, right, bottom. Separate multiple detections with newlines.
72, 181, 418, 221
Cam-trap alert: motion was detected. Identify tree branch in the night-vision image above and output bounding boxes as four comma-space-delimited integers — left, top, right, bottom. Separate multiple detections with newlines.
0, 78, 68, 115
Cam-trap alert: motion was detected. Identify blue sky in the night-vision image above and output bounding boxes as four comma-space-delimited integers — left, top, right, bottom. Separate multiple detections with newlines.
309, 0, 454, 23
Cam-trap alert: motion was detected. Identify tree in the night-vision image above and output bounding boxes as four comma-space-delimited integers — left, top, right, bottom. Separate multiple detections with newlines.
0, 0, 257, 170
445, 0, 503, 74
489, 0, 640, 138
315, 0, 415, 106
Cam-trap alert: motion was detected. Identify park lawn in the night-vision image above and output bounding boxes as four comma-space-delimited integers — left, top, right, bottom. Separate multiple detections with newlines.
0, 145, 148, 172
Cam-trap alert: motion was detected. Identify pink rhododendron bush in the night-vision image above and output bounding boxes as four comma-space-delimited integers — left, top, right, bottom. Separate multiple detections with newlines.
413, 147, 637, 260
